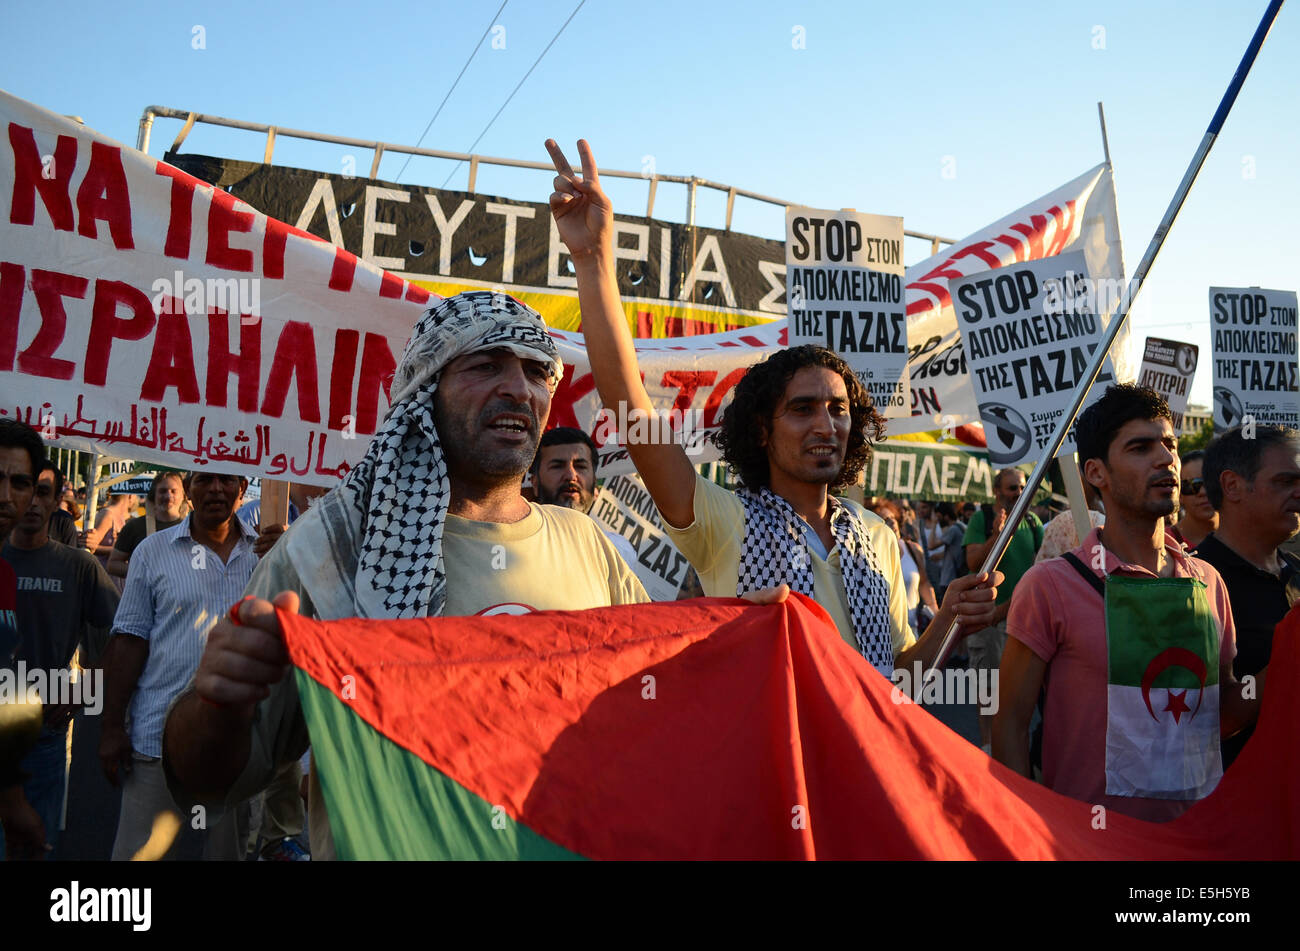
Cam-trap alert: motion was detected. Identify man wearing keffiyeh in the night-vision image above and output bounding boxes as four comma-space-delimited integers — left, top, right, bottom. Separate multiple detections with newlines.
545, 137, 1003, 679
161, 291, 648, 860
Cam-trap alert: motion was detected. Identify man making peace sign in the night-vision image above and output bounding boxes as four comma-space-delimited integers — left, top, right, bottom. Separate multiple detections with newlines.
545, 138, 1001, 678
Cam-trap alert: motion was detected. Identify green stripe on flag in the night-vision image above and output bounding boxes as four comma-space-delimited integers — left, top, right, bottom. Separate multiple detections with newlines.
1105, 575, 1219, 689
296, 672, 586, 861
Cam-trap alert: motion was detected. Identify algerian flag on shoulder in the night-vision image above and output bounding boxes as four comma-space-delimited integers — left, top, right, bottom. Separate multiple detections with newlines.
1105, 574, 1223, 800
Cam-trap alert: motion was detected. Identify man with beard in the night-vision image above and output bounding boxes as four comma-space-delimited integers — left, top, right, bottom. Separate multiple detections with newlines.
161, 292, 648, 860
995, 385, 1262, 821
531, 426, 641, 567
101, 470, 258, 860
531, 427, 599, 512
543, 138, 1001, 677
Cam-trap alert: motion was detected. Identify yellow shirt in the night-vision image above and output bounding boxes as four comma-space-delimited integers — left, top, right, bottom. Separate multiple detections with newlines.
440, 504, 649, 614
660, 474, 914, 658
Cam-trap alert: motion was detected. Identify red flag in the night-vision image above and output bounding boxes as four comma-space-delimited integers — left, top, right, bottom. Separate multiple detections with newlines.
283, 594, 1298, 859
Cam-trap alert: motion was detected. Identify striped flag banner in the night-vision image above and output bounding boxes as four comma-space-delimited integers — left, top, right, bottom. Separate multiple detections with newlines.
281, 594, 1299, 860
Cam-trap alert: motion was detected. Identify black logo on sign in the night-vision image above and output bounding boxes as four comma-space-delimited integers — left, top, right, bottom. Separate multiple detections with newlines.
1176, 345, 1197, 376
981, 403, 1031, 465
1213, 386, 1244, 429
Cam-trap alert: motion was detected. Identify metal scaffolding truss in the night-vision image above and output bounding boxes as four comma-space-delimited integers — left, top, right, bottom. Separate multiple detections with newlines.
138, 105, 956, 254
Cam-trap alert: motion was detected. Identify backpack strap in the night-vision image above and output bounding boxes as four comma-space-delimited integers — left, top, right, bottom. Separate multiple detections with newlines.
1061, 552, 1105, 599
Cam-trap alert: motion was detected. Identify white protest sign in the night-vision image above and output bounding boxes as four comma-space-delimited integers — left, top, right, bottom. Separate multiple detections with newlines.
1208, 287, 1299, 430
950, 250, 1116, 466
785, 207, 909, 416
1138, 337, 1198, 431
589, 474, 693, 602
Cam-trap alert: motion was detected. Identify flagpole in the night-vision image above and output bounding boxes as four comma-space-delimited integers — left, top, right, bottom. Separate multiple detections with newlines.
1097, 102, 1112, 167
925, 0, 1286, 678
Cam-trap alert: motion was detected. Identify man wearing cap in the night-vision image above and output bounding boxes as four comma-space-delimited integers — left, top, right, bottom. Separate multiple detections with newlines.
162, 292, 649, 860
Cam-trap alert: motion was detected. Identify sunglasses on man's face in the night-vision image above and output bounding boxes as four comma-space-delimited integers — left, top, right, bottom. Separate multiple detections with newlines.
1181, 477, 1205, 496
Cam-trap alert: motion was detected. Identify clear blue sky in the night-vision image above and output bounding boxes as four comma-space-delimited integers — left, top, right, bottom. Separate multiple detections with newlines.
4, 0, 1296, 409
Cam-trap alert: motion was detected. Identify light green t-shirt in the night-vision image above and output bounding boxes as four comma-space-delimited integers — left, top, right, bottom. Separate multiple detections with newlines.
962, 507, 1042, 605
659, 474, 914, 658
439, 504, 649, 615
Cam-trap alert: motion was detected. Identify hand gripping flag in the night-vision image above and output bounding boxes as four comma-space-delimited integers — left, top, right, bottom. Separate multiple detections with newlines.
283, 594, 1298, 860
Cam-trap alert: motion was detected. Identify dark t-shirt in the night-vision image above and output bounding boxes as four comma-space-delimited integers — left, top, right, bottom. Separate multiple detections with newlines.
1194, 534, 1299, 677
114, 515, 184, 558
48, 509, 78, 548
0, 555, 17, 662
0, 553, 25, 787
1193, 532, 1300, 766
1, 541, 120, 672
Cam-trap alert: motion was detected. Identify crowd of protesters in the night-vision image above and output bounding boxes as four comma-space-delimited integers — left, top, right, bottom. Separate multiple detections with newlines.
0, 136, 1294, 861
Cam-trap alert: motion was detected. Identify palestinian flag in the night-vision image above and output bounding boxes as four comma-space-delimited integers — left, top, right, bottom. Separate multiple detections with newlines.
1105, 575, 1222, 800
281, 594, 1300, 860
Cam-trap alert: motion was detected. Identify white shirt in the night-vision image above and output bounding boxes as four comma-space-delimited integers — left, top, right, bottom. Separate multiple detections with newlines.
111, 517, 258, 757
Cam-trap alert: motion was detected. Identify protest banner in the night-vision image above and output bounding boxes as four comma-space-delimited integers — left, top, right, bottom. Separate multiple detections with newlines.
0, 88, 1126, 484
785, 207, 908, 416
1138, 336, 1198, 431
167, 150, 1125, 435
1208, 286, 1299, 429
865, 439, 994, 503
165, 152, 781, 337
0, 90, 429, 486
950, 251, 1116, 466
894, 163, 1130, 434
588, 473, 693, 601
108, 475, 155, 496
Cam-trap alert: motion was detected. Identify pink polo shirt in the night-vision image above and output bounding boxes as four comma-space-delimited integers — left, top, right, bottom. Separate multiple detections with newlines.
1006, 526, 1237, 823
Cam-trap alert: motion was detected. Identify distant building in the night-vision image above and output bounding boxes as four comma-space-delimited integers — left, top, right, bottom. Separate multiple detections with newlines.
1182, 403, 1212, 436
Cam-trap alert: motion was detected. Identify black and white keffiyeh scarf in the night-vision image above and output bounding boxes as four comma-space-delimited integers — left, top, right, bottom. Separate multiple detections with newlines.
283, 291, 563, 620
737, 487, 896, 676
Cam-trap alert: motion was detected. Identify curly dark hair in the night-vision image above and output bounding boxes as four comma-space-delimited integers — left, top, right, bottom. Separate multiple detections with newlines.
716, 345, 885, 491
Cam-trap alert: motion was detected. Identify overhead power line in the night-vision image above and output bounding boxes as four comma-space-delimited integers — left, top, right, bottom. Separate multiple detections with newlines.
394, 0, 509, 183
440, 0, 587, 189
